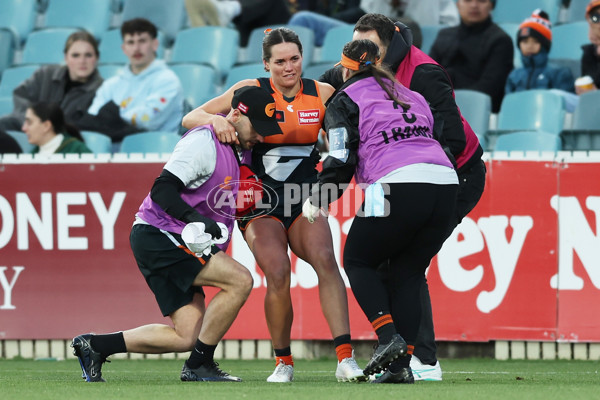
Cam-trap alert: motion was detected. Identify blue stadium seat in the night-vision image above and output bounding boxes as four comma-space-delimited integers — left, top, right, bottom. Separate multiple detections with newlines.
0, 96, 13, 115
42, 0, 112, 39
549, 21, 589, 61
316, 24, 354, 64
81, 131, 112, 154
121, 0, 186, 43
561, 91, 600, 151
223, 63, 269, 90
120, 131, 180, 154
454, 89, 491, 145
493, 130, 562, 153
98, 29, 166, 64
21, 28, 79, 64
498, 22, 522, 68
565, 0, 589, 23
0, 0, 37, 45
0, 65, 39, 97
245, 25, 315, 66
97, 64, 125, 80
6, 130, 34, 153
170, 63, 217, 108
0, 29, 15, 75
493, 0, 562, 24
497, 90, 565, 135
302, 63, 331, 80
420, 25, 444, 55
171, 27, 240, 81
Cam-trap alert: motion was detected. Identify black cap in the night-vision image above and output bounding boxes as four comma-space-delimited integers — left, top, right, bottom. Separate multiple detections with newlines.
231, 86, 283, 137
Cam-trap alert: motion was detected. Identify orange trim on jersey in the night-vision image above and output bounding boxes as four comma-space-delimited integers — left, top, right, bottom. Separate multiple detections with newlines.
260, 78, 325, 145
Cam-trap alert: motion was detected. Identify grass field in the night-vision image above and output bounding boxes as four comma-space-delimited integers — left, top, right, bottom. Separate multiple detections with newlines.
1, 358, 598, 400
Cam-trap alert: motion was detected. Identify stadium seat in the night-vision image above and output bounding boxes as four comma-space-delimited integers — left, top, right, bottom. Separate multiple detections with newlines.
121, 0, 186, 43
97, 64, 125, 80
561, 91, 600, 151
493, 0, 562, 24
42, 0, 112, 39
245, 25, 315, 66
549, 22, 589, 61
120, 131, 180, 154
170, 27, 240, 81
497, 90, 565, 135
0, 0, 37, 45
454, 89, 491, 144
419, 25, 444, 55
498, 22, 522, 68
223, 63, 269, 90
565, 0, 589, 23
316, 24, 354, 64
493, 130, 562, 153
21, 28, 79, 64
302, 63, 332, 80
81, 131, 112, 154
0, 65, 39, 97
0, 29, 15, 75
98, 29, 166, 64
6, 130, 34, 153
170, 63, 217, 108
0, 96, 13, 115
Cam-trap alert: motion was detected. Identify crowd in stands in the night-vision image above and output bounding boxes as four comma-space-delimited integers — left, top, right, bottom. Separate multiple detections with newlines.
0, 0, 599, 156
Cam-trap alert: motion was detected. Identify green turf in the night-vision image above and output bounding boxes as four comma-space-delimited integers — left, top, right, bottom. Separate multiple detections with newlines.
0, 358, 598, 400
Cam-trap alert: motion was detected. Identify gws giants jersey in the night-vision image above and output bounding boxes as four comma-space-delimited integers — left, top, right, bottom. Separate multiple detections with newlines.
254, 77, 325, 190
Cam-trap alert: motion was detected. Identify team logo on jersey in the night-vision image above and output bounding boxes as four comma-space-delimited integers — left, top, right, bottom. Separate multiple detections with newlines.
297, 109, 320, 125
275, 110, 285, 123
286, 104, 294, 112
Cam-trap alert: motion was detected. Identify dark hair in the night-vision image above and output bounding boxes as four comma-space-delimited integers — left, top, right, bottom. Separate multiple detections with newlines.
342, 39, 409, 109
29, 102, 83, 141
121, 18, 158, 39
64, 30, 99, 57
354, 13, 396, 50
262, 27, 303, 62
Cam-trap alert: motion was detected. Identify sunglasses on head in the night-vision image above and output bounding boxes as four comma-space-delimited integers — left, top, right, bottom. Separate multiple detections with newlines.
591, 12, 600, 23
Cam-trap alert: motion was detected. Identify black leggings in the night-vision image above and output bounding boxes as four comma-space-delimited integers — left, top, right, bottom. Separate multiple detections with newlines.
344, 182, 457, 345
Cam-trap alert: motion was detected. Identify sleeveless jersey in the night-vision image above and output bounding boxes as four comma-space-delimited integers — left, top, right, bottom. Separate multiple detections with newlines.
254, 77, 325, 190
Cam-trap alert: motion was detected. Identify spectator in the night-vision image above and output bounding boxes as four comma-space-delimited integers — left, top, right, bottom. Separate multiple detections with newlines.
22, 102, 91, 155
288, 0, 457, 47
0, 130, 22, 154
71, 85, 281, 383
578, 0, 600, 94
0, 31, 102, 132
319, 13, 486, 382
79, 18, 184, 142
505, 10, 577, 111
186, 1, 292, 46
429, 0, 513, 112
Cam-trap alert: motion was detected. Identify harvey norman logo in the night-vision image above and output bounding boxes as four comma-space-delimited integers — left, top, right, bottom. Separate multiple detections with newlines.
298, 109, 320, 124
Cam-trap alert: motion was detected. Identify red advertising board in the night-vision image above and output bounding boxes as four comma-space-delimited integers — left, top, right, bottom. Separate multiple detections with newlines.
0, 159, 599, 342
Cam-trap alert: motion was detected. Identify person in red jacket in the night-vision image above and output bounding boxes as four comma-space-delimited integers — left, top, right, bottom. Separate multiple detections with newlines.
320, 13, 486, 383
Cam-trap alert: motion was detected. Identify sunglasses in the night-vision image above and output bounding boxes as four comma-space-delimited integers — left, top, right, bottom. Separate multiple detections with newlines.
591, 12, 600, 24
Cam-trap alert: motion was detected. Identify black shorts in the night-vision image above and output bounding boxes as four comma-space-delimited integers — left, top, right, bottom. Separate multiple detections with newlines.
237, 180, 311, 232
129, 224, 216, 316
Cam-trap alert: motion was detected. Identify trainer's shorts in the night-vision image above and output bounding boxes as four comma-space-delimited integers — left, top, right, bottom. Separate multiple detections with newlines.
129, 224, 216, 316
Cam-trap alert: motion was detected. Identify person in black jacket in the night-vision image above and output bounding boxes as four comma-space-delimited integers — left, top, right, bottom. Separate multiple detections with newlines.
319, 13, 486, 383
429, 0, 513, 112
579, 0, 600, 93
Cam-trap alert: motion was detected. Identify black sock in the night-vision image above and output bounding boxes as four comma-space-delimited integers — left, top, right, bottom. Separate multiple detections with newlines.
333, 334, 351, 347
186, 339, 217, 369
273, 346, 291, 357
90, 332, 126, 358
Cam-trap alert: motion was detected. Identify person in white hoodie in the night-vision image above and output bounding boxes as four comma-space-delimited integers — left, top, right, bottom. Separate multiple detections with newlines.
84, 18, 184, 142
